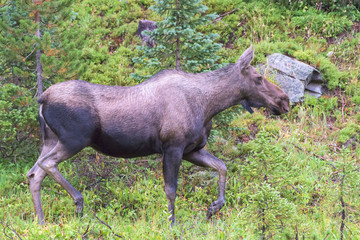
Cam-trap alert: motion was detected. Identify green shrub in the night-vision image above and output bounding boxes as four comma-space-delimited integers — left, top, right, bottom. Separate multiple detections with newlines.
293, 50, 348, 89
254, 41, 302, 63
245, 182, 297, 238
291, 8, 353, 38
273, 0, 360, 17
235, 131, 299, 237
304, 95, 338, 114
337, 121, 360, 145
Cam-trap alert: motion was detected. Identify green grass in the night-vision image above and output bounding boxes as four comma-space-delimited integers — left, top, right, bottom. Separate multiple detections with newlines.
1, 0, 360, 239
1, 103, 360, 239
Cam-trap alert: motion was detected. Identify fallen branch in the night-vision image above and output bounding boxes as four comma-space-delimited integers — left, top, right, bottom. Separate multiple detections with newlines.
177, 195, 207, 212
1, 220, 23, 240
291, 143, 337, 170
343, 135, 357, 149
85, 203, 123, 239
295, 224, 299, 240
85, 178, 106, 190
282, 177, 301, 194
329, 144, 342, 153
206, 9, 238, 26
81, 221, 91, 240
132, 158, 161, 164
2, 224, 12, 240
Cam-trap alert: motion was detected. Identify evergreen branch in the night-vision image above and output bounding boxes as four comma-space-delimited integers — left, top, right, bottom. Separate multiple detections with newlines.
266, 232, 277, 240
340, 196, 346, 240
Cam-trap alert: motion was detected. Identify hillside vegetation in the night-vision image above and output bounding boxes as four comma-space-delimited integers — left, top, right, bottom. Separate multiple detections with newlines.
1, 0, 360, 239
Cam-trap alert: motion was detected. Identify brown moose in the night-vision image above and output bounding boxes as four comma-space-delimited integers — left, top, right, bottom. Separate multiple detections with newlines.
27, 46, 289, 225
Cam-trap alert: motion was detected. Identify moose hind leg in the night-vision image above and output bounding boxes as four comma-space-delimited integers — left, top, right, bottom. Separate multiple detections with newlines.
162, 147, 183, 225
37, 141, 84, 217
183, 149, 227, 219
27, 119, 63, 224
27, 163, 47, 225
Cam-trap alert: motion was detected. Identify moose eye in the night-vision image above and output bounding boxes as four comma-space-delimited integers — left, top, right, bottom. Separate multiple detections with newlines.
255, 76, 263, 85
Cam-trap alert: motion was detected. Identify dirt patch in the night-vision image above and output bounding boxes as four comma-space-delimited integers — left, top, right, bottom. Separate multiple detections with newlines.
237, 123, 258, 143
108, 36, 124, 53
351, 21, 360, 32
225, 32, 235, 49
342, 134, 358, 149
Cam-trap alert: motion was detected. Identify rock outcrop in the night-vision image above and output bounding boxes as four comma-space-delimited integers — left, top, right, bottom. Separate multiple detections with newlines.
259, 53, 323, 103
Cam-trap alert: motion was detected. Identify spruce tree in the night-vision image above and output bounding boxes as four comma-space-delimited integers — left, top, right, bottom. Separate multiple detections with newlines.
0, 0, 86, 96
132, 0, 222, 80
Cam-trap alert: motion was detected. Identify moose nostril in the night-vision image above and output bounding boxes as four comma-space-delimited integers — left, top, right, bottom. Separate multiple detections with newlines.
278, 97, 290, 114
27, 173, 35, 179
283, 106, 290, 113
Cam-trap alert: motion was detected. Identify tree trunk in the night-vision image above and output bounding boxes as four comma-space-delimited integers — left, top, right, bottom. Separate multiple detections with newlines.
34, 7, 43, 97
176, 36, 180, 70
175, 0, 180, 71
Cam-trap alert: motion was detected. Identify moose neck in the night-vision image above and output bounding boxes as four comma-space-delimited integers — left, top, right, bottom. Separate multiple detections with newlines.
199, 64, 245, 122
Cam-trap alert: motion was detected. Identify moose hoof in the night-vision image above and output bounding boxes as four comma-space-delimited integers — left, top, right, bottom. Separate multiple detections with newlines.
75, 199, 84, 218
75, 205, 83, 218
76, 209, 84, 218
206, 200, 225, 219
38, 216, 45, 226
169, 218, 177, 228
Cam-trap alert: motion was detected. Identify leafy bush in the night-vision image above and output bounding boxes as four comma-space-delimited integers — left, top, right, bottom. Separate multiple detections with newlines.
0, 84, 39, 162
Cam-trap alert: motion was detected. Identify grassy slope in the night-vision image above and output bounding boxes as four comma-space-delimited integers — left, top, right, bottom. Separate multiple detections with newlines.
1, 0, 360, 239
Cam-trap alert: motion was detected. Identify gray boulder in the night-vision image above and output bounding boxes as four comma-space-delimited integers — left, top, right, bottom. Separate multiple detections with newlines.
259, 53, 323, 103
136, 20, 157, 47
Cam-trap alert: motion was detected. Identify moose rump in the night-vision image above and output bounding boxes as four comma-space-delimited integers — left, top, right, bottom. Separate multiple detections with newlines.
26, 46, 290, 225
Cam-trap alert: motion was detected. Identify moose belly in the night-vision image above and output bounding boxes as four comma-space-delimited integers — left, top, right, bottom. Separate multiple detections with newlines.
90, 130, 161, 158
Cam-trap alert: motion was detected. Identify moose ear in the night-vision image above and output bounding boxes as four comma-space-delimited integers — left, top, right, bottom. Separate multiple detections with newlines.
236, 45, 254, 70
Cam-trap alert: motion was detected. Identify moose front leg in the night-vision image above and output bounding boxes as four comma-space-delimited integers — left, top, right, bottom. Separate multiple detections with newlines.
162, 146, 183, 225
183, 149, 227, 219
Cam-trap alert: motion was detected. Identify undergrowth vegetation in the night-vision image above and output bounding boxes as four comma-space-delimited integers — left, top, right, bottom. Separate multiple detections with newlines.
1, 0, 360, 239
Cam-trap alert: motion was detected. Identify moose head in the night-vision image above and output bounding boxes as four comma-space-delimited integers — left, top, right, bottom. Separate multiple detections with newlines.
236, 46, 289, 115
